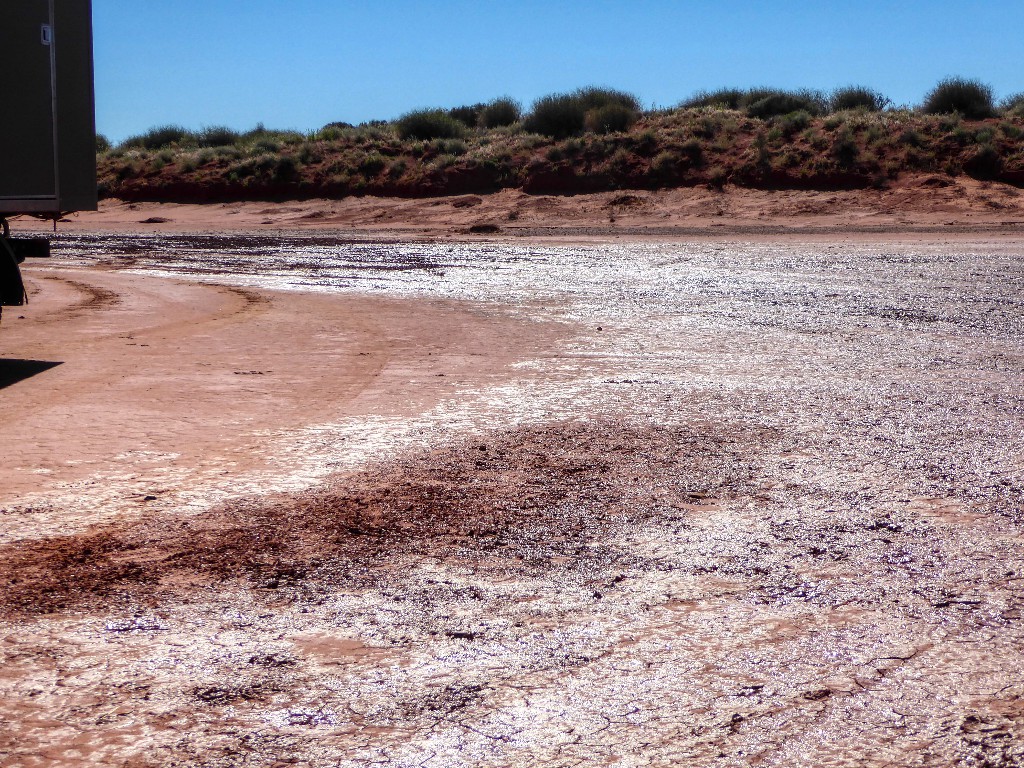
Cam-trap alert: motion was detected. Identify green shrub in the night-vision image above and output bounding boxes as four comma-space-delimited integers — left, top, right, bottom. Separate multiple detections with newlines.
115, 161, 139, 180
832, 128, 859, 165
823, 114, 845, 131
525, 87, 640, 138
358, 152, 387, 176
775, 110, 812, 136
242, 124, 305, 146
584, 103, 637, 134
229, 153, 276, 178
864, 124, 884, 144
743, 89, 826, 118
297, 143, 321, 164
830, 86, 890, 112
480, 97, 522, 128
449, 103, 486, 127
251, 137, 281, 154
121, 124, 193, 150
253, 154, 279, 175
96, 134, 111, 153
804, 129, 829, 150
751, 133, 770, 165
922, 77, 996, 119
778, 150, 800, 168
525, 93, 586, 138
951, 125, 974, 144
388, 158, 407, 179
316, 125, 346, 141
574, 86, 641, 112
1000, 122, 1023, 139
693, 114, 725, 138
395, 108, 467, 140
1000, 93, 1024, 116
680, 138, 703, 165
633, 130, 658, 155
680, 88, 745, 110
431, 138, 467, 155
197, 126, 241, 147
938, 113, 962, 132
651, 150, 681, 178
605, 147, 634, 173
432, 153, 459, 170
965, 144, 1002, 177
559, 137, 582, 156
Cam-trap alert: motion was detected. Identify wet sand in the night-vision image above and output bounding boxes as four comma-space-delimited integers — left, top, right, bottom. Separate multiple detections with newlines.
1, 229, 1023, 766
0, 266, 566, 540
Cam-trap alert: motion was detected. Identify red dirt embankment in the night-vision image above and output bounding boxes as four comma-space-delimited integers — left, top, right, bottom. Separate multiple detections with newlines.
96, 110, 1024, 203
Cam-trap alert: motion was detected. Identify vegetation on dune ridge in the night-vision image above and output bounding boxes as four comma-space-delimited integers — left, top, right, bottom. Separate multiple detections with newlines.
97, 79, 1024, 201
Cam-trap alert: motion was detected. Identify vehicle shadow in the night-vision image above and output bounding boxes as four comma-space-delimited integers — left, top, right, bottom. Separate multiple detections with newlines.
0, 359, 62, 390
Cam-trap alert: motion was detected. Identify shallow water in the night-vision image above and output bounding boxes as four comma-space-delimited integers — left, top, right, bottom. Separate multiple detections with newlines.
48, 234, 1024, 409
52, 233, 1024, 332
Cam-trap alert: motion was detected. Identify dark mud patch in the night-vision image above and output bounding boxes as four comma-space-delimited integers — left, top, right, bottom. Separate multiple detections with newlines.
0, 419, 768, 616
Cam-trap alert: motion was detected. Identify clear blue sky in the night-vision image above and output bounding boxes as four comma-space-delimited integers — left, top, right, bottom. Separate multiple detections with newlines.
94, 0, 1024, 142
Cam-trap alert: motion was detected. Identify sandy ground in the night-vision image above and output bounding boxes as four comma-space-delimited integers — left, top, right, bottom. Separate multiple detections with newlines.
10, 174, 1024, 241
0, 267, 565, 539
1, 205, 1024, 766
